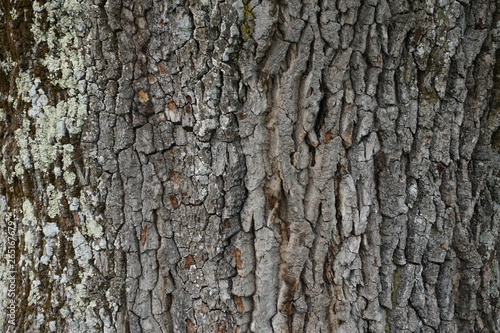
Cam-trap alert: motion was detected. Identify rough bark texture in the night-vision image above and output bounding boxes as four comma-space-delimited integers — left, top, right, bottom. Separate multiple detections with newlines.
1, 0, 499, 332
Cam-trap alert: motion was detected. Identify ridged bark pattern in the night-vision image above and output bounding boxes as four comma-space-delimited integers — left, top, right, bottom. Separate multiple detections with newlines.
1, 0, 499, 332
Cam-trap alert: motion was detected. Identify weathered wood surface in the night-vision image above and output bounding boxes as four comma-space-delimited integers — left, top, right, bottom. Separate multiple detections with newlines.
1, 0, 499, 332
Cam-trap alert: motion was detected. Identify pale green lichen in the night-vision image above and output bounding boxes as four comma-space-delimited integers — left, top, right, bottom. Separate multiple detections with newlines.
0, 163, 8, 184
84, 218, 103, 239
9, 7, 18, 20
46, 184, 63, 218
62, 144, 75, 168
13, 126, 32, 170
33, 0, 86, 91
28, 274, 41, 306
11, 0, 89, 227
0, 196, 10, 328
22, 200, 36, 226
63, 171, 77, 186
15, 71, 35, 103
65, 0, 84, 14
5, 2, 106, 329
0, 195, 8, 219
15, 0, 87, 174
24, 230, 36, 253
73, 283, 89, 304
78, 192, 104, 239
0, 54, 15, 74
60, 238, 100, 330
14, 163, 24, 177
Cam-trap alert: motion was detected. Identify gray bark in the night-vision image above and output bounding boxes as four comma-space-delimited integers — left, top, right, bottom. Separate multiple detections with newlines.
1, 0, 499, 332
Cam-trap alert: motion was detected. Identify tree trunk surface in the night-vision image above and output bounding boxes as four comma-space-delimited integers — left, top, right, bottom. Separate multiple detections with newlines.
1, 0, 499, 332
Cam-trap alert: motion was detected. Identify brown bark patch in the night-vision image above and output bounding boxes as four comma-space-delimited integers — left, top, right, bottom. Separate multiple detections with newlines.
231, 248, 243, 272
184, 255, 196, 269
168, 194, 179, 209
138, 90, 149, 103
155, 112, 166, 123
158, 62, 168, 74
233, 296, 245, 314
475, 18, 485, 30
71, 211, 81, 230
168, 170, 184, 188
413, 26, 425, 45
186, 319, 196, 333
141, 225, 148, 246
237, 112, 248, 120
437, 162, 445, 176
167, 100, 177, 110
223, 218, 232, 229
215, 322, 227, 333
267, 195, 280, 209
324, 131, 334, 142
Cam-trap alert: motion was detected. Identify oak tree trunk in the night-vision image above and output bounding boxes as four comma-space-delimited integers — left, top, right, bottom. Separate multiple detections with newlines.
1, 0, 499, 332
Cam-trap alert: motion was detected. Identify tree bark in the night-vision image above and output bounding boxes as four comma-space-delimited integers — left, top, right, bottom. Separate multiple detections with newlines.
1, 0, 499, 332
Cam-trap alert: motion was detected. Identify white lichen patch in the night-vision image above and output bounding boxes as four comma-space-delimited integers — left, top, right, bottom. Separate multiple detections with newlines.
33, 1, 85, 88
43, 223, 60, 238
49, 321, 57, 332
54, 166, 62, 177
40, 223, 60, 265
36, 313, 45, 326
69, 197, 80, 211
62, 0, 82, 13
72, 232, 92, 264
41, 239, 57, 265
61, 270, 101, 330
